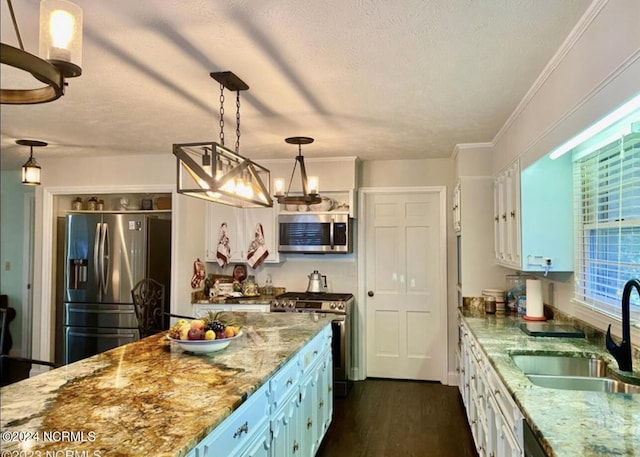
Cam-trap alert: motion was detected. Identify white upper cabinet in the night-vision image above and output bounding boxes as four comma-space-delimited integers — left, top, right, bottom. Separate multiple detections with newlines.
493, 155, 573, 272
205, 203, 280, 265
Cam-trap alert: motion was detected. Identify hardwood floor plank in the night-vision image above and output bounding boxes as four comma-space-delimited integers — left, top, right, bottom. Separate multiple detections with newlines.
317, 379, 477, 457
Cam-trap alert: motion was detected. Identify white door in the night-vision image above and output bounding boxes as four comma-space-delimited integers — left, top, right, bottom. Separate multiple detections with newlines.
364, 189, 446, 381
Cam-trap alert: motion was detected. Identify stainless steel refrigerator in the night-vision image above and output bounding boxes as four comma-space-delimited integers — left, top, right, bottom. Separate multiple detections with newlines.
56, 213, 171, 365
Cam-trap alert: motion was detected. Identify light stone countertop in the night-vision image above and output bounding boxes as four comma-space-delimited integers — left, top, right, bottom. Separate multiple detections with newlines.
0, 312, 332, 457
460, 308, 640, 457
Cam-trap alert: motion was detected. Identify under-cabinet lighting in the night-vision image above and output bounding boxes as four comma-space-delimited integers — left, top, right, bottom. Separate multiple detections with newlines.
549, 93, 640, 160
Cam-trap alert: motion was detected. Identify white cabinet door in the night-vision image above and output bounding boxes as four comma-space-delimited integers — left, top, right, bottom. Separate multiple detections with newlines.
453, 180, 461, 233
205, 203, 279, 265
205, 203, 242, 263
240, 424, 271, 457
270, 390, 300, 457
244, 206, 279, 264
494, 160, 521, 269
504, 162, 521, 267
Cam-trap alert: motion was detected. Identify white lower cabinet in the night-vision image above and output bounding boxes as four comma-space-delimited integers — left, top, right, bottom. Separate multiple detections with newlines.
187, 326, 332, 457
459, 317, 523, 457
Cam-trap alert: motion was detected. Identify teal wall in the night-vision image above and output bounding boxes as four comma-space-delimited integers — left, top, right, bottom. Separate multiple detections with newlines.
0, 170, 33, 355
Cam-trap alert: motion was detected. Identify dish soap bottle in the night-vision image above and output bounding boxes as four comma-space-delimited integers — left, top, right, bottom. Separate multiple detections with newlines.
265, 274, 273, 296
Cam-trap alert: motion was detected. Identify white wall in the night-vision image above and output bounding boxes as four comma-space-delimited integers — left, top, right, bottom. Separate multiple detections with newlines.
489, 0, 640, 334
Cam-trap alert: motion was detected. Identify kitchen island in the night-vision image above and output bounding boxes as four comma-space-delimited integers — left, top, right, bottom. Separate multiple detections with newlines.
459, 308, 639, 457
0, 312, 333, 457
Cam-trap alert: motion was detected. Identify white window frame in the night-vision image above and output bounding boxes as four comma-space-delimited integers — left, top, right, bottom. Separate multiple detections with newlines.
571, 117, 640, 338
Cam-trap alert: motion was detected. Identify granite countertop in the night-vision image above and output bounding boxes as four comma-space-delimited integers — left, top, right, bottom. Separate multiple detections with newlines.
460, 308, 640, 457
0, 312, 331, 457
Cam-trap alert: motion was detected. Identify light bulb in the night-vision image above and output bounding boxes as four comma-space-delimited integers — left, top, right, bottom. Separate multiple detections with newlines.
274, 178, 285, 196
308, 176, 319, 195
50, 10, 75, 49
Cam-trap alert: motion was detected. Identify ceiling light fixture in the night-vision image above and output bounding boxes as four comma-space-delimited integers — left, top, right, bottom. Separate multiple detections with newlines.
173, 71, 273, 208
274, 137, 321, 205
1, 0, 83, 105
18, 139, 47, 185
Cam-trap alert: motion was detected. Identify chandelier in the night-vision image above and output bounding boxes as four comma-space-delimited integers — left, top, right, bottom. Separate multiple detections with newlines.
173, 71, 273, 208
274, 137, 320, 205
1, 0, 83, 104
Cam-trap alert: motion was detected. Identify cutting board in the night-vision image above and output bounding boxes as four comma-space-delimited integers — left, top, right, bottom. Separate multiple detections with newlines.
519, 322, 585, 338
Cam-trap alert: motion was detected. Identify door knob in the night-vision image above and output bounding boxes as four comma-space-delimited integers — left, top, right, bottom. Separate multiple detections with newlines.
368, 291, 374, 297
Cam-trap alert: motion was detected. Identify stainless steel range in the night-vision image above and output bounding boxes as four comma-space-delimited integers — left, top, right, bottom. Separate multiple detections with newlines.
271, 292, 354, 397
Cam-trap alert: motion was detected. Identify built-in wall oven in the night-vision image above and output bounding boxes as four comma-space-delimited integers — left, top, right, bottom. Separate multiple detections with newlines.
271, 292, 354, 397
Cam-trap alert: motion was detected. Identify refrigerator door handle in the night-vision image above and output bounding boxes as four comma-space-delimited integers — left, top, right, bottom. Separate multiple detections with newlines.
100, 222, 110, 296
93, 222, 101, 287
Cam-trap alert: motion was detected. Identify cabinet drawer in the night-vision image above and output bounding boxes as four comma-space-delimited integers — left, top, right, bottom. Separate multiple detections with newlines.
192, 383, 270, 457
270, 355, 300, 411
300, 326, 330, 372
486, 364, 523, 444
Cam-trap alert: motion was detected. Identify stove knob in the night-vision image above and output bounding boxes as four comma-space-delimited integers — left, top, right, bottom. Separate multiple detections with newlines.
338, 303, 345, 310
330, 303, 336, 309
288, 301, 295, 308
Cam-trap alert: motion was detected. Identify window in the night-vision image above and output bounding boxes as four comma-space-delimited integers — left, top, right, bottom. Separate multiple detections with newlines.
573, 118, 640, 323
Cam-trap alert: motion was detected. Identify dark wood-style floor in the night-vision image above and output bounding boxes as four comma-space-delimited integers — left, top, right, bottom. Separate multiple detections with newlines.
317, 378, 478, 457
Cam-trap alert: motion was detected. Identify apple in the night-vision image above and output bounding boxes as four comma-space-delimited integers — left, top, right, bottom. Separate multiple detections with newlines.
190, 319, 206, 331
188, 328, 204, 340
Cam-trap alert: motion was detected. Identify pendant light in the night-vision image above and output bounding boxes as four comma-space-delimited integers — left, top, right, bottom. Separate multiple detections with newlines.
274, 137, 321, 205
18, 139, 47, 185
173, 71, 273, 208
1, 0, 83, 104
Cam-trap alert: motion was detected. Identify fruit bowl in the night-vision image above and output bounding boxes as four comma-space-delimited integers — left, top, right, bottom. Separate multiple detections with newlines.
166, 331, 243, 354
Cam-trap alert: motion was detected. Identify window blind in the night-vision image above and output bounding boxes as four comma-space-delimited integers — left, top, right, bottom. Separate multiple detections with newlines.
573, 131, 640, 323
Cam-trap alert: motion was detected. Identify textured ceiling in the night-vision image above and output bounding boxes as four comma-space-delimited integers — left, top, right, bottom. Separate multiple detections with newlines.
0, 0, 591, 170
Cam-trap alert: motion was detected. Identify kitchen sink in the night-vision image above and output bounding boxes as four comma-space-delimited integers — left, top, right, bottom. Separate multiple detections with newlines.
511, 354, 608, 377
527, 375, 640, 394
511, 353, 640, 394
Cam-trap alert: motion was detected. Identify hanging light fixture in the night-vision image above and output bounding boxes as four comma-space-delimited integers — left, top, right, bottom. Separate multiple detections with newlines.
274, 137, 321, 205
18, 139, 47, 185
173, 71, 273, 208
1, 0, 83, 104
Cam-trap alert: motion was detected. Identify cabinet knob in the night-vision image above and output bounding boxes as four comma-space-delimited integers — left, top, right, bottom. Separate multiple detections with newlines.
293, 440, 299, 452
494, 216, 499, 222
307, 418, 313, 429
510, 210, 516, 218
368, 290, 374, 297
233, 421, 249, 438
502, 213, 507, 221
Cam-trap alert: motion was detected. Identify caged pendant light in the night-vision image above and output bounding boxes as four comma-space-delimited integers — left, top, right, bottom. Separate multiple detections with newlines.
173, 71, 273, 208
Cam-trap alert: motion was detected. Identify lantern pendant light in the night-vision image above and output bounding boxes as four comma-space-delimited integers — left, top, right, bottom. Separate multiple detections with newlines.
18, 139, 47, 185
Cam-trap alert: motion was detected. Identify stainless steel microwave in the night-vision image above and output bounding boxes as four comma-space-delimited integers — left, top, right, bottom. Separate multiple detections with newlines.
278, 213, 353, 254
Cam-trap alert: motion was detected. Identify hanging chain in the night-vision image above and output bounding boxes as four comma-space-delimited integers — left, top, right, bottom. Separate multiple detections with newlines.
7, 0, 25, 51
219, 83, 225, 146
235, 90, 241, 154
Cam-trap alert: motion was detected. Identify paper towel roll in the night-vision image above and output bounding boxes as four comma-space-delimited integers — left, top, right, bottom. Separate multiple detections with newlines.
526, 279, 544, 318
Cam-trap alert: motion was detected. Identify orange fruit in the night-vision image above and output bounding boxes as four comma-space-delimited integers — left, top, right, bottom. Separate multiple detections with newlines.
224, 326, 235, 338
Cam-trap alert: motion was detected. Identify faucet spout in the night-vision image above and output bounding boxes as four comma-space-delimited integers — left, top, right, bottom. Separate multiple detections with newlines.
606, 278, 638, 372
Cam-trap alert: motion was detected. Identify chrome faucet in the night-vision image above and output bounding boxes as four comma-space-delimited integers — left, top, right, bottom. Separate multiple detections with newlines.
606, 278, 638, 372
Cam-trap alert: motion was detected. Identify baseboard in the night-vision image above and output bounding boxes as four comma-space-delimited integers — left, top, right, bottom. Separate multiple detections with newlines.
447, 370, 459, 387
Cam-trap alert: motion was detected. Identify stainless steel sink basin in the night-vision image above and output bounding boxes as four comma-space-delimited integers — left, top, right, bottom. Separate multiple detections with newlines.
511, 354, 640, 394
511, 354, 608, 377
527, 375, 640, 394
